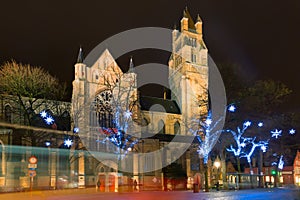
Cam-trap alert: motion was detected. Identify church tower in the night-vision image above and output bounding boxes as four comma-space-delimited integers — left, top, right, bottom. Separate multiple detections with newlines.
72, 47, 88, 132
169, 8, 209, 131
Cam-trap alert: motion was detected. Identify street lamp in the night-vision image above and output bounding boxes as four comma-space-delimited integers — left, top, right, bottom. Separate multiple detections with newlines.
214, 157, 221, 189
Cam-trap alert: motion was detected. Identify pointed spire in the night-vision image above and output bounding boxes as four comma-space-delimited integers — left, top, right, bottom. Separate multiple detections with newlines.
182, 7, 195, 30
128, 56, 134, 72
183, 8, 187, 18
77, 47, 84, 63
196, 14, 202, 23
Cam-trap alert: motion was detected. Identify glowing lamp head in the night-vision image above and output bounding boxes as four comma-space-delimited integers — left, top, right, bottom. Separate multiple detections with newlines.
258, 122, 264, 127
214, 160, 221, 168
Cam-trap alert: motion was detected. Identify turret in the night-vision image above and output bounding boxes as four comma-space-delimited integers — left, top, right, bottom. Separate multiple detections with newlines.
74, 47, 87, 80
195, 14, 203, 36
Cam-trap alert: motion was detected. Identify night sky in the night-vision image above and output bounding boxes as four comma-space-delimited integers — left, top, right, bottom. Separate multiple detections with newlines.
0, 0, 299, 110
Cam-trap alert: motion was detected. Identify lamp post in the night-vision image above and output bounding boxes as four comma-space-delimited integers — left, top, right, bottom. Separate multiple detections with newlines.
214, 157, 221, 190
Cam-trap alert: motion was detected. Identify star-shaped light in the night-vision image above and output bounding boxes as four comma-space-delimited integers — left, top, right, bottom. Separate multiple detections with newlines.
289, 129, 296, 135
124, 110, 132, 119
244, 121, 252, 127
271, 129, 282, 139
45, 116, 54, 125
241, 142, 246, 148
64, 139, 73, 147
228, 105, 236, 112
40, 110, 47, 118
261, 145, 267, 152
258, 122, 264, 127
206, 118, 212, 126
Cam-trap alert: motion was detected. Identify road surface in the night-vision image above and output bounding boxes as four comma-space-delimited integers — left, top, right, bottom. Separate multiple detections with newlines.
1, 187, 299, 200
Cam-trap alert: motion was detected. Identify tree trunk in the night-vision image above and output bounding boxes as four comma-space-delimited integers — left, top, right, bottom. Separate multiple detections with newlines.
204, 163, 209, 192
258, 151, 263, 188
236, 156, 241, 183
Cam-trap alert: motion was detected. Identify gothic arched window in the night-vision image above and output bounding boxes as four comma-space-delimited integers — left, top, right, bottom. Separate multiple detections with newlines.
95, 90, 114, 128
4, 105, 12, 123
158, 119, 165, 134
174, 121, 180, 135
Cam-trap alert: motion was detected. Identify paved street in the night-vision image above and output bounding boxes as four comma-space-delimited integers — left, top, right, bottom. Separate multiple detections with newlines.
1, 187, 299, 200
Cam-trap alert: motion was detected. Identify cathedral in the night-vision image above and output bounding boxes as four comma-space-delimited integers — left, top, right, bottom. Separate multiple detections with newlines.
0, 8, 211, 191
71, 7, 209, 191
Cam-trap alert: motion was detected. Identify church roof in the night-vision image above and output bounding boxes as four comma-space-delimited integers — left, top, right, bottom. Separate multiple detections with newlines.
183, 7, 196, 30
139, 96, 181, 114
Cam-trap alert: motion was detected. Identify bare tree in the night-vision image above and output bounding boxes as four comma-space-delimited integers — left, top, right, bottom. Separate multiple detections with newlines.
0, 60, 67, 145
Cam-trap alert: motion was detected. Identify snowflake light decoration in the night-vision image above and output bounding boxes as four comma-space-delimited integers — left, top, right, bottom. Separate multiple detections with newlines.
64, 138, 73, 147
40, 110, 47, 118
45, 116, 54, 125
289, 129, 296, 135
228, 105, 236, 112
40, 110, 55, 125
271, 129, 282, 139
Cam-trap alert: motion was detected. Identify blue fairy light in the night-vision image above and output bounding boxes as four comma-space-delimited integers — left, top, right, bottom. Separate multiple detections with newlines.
244, 121, 251, 127
206, 118, 212, 126
261, 145, 267, 152
258, 122, 264, 127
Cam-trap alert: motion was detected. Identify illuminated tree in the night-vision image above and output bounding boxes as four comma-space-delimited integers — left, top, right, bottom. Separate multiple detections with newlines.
100, 59, 139, 153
